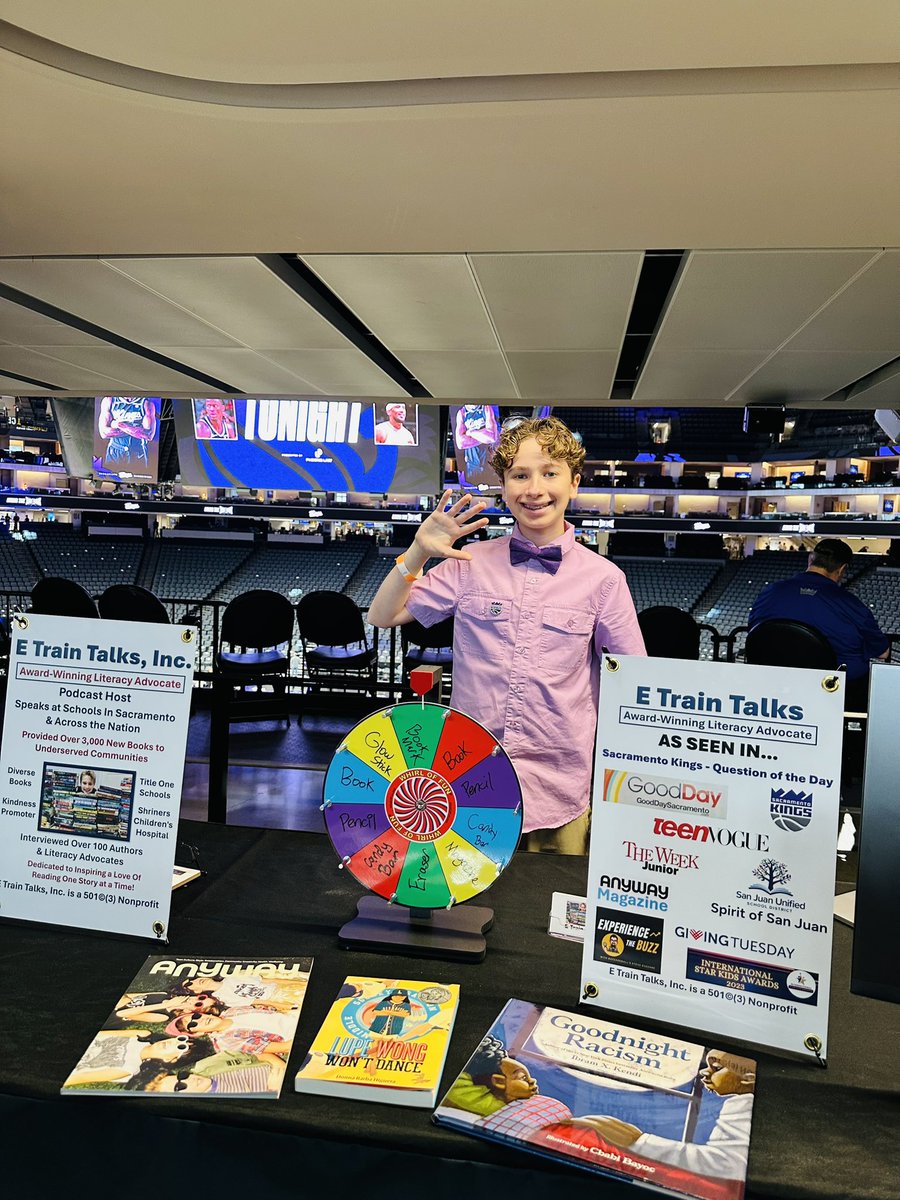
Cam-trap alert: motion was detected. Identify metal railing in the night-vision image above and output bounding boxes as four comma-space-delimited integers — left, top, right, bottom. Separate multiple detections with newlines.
0, 591, 406, 699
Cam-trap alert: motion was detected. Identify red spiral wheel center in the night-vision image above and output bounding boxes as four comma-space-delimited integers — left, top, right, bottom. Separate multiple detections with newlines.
385, 769, 457, 842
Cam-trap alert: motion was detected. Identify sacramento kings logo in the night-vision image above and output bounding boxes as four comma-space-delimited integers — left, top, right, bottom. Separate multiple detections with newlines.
770, 787, 813, 832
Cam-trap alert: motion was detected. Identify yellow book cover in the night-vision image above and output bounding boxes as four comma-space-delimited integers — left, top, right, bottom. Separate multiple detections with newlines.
295, 977, 460, 1107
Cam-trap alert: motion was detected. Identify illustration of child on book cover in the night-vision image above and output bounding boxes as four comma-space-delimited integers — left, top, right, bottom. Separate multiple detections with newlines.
436, 999, 755, 1200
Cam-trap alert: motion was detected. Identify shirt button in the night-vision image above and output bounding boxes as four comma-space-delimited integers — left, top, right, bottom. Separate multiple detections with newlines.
568, 619, 575, 628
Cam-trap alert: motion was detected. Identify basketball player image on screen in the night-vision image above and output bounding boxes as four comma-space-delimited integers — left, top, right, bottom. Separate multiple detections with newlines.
98, 397, 158, 467
374, 402, 417, 446
193, 398, 238, 440
454, 404, 500, 485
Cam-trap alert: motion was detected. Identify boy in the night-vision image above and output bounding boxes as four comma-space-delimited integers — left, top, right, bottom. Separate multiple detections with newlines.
368, 416, 644, 854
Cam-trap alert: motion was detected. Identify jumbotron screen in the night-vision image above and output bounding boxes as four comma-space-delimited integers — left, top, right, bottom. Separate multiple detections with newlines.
92, 397, 162, 483
449, 405, 553, 489
174, 398, 441, 493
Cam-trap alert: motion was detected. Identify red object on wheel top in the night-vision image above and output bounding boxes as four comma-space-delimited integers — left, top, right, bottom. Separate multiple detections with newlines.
409, 665, 442, 697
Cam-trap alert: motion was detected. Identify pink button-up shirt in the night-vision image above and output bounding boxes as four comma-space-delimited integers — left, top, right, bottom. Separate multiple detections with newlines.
405, 523, 646, 832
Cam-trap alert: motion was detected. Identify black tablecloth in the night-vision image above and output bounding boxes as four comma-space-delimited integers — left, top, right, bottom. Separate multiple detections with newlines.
1, 820, 897, 1199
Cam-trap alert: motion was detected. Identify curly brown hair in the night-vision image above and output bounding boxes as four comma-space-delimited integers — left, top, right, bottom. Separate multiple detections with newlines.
489, 417, 585, 480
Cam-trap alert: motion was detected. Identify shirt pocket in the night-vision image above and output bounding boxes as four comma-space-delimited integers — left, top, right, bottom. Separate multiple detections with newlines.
455, 594, 514, 657
540, 606, 595, 672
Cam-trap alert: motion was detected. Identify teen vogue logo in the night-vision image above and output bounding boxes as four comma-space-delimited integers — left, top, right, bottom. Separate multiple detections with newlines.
652, 818, 769, 852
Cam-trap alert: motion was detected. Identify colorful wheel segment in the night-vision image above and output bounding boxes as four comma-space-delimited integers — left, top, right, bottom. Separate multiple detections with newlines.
322, 702, 523, 909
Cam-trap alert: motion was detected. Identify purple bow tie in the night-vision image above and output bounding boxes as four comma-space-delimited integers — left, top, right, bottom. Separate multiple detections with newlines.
509, 537, 563, 573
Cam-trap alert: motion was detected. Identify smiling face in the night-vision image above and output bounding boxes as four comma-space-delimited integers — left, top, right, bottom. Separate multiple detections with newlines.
501, 436, 579, 546
385, 403, 406, 426
152, 1072, 212, 1093
147, 1037, 192, 1063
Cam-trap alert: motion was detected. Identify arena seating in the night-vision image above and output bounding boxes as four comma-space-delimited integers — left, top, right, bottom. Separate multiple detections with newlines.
2, 522, 893, 679
28, 524, 145, 596
845, 567, 900, 650
345, 549, 396, 608
140, 540, 255, 601
0, 534, 41, 594
210, 542, 369, 604
615, 558, 723, 614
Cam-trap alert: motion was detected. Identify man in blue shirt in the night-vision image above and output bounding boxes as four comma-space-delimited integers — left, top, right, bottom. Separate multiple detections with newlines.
748, 538, 890, 710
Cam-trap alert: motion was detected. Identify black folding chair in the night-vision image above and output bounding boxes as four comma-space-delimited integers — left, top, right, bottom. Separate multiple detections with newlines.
401, 616, 454, 699
295, 591, 377, 698
209, 589, 295, 821
638, 605, 703, 660
30, 576, 99, 619
98, 584, 171, 624
745, 619, 837, 670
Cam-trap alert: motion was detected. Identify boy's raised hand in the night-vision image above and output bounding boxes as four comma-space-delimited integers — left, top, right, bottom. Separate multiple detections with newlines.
415, 490, 489, 561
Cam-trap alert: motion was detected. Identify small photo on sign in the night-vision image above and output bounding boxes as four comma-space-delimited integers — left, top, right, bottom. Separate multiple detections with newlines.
37, 764, 136, 842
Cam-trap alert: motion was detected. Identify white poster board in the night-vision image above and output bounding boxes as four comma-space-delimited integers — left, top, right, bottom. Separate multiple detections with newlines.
580, 654, 843, 1059
0, 613, 196, 939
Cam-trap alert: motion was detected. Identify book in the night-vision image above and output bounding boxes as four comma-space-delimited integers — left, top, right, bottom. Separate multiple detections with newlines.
548, 892, 587, 942
61, 955, 313, 1098
433, 998, 756, 1200
171, 864, 202, 891
295, 976, 459, 1107
833, 890, 856, 927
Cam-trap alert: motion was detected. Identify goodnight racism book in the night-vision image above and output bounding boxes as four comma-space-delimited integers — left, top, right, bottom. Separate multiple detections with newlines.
433, 999, 756, 1200
295, 977, 459, 1107
61, 956, 313, 1098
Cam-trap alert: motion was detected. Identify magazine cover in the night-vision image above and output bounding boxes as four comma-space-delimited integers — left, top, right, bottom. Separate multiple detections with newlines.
548, 893, 587, 942
434, 999, 756, 1200
295, 976, 459, 1107
61, 955, 313, 1098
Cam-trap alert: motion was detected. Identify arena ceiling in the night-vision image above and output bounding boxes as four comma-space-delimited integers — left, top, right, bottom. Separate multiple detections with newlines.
0, 2, 898, 409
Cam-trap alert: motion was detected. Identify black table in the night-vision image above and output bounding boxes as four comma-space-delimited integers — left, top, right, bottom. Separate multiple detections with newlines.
1, 820, 897, 1199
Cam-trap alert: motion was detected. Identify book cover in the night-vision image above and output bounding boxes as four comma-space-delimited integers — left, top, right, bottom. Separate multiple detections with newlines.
171, 865, 202, 891
433, 999, 756, 1200
61, 955, 313, 1098
295, 976, 459, 1107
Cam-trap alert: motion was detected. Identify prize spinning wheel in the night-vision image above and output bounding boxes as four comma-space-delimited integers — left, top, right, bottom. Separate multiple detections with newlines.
323, 703, 523, 912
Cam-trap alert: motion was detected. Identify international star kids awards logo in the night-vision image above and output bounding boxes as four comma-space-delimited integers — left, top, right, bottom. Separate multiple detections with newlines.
770, 787, 813, 832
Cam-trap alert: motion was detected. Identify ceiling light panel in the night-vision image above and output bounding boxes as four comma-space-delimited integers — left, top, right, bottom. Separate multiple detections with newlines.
0, 346, 131, 390
730, 249, 900, 403
303, 254, 500, 352
0, 297, 107, 346
470, 252, 642, 352
21, 345, 213, 391
260, 349, 409, 396
0, 259, 237, 347
505, 350, 622, 400
634, 248, 879, 401
396, 350, 518, 399
108, 257, 352, 349
150, 346, 324, 394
